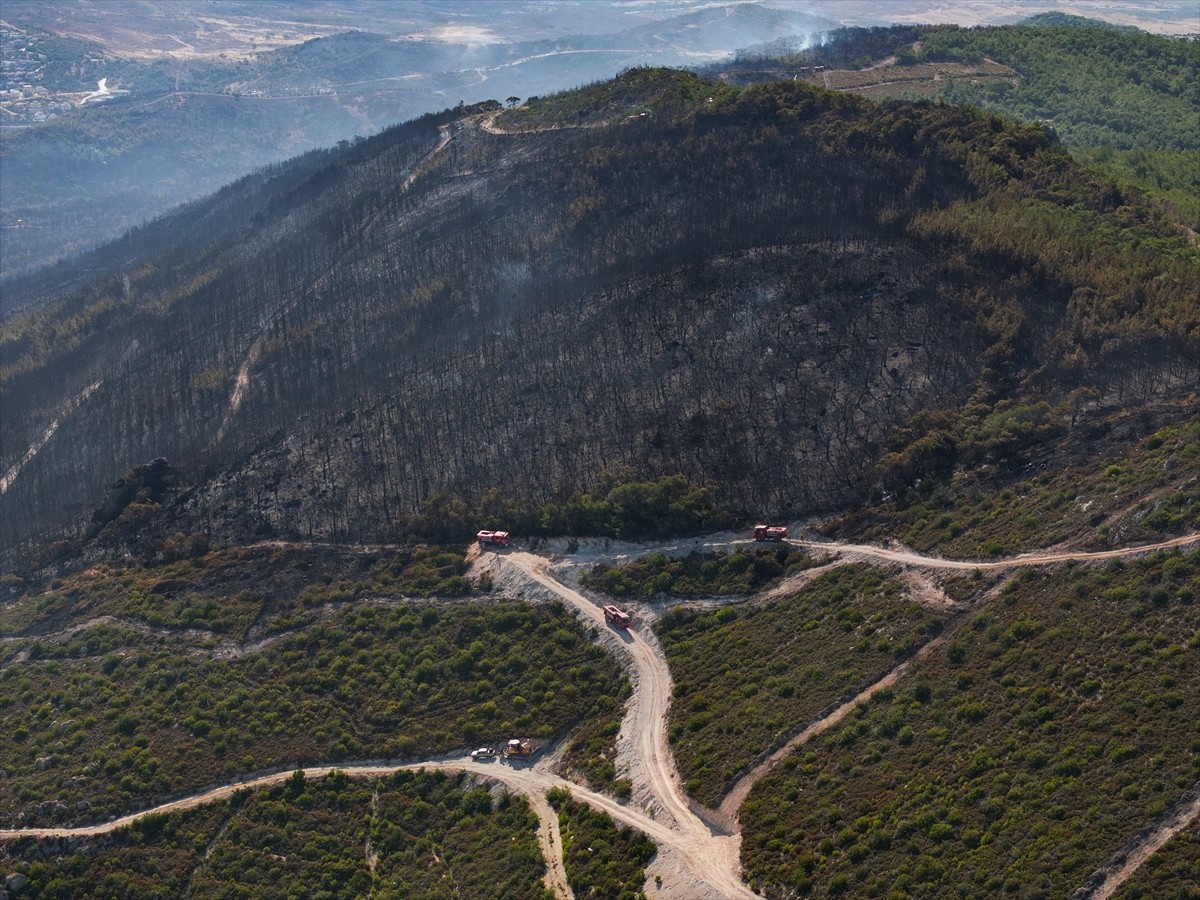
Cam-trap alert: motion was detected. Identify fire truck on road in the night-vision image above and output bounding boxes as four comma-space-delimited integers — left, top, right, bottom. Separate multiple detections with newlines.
477, 530, 511, 549
603, 605, 632, 629
754, 524, 788, 542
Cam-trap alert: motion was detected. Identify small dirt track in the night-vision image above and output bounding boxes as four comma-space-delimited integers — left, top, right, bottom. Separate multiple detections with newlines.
211, 122, 452, 450
1072, 779, 1200, 899
1, 380, 102, 496
791, 533, 1200, 569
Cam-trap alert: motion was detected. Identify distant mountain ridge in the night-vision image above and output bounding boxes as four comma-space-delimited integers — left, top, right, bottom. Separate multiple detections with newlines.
722, 21, 1200, 152
0, 1, 836, 277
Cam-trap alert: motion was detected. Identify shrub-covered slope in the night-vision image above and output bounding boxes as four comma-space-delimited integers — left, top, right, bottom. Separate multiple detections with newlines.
548, 788, 658, 898
835, 407, 1200, 556
1112, 819, 1200, 899
0, 576, 624, 827
739, 550, 1200, 898
0, 770, 550, 899
656, 565, 946, 807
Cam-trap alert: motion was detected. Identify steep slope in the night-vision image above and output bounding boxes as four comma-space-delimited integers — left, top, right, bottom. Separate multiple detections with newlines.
1, 69, 1197, 565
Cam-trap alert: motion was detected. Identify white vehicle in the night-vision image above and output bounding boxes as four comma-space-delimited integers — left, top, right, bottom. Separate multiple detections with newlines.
470, 747, 497, 759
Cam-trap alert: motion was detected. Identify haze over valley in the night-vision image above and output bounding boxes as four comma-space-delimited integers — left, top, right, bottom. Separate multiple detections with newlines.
2, 0, 1195, 279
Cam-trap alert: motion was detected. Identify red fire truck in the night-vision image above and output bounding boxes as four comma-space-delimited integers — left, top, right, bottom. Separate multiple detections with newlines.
603, 605, 632, 628
753, 524, 789, 542
477, 530, 511, 549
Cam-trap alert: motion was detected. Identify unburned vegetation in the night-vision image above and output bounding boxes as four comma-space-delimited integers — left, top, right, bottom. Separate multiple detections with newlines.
655, 565, 947, 808
739, 550, 1200, 898
836, 408, 1200, 558
560, 706, 631, 798
581, 545, 816, 598
0, 543, 475, 641
0, 601, 625, 827
547, 787, 657, 899
1112, 818, 1200, 900
0, 769, 549, 899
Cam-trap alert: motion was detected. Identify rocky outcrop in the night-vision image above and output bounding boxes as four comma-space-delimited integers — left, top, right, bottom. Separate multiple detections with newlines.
89, 458, 179, 529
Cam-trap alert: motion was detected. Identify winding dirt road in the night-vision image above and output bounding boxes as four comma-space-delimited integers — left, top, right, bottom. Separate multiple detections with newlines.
1072, 780, 1200, 900
505, 551, 753, 898
3, 532, 1197, 898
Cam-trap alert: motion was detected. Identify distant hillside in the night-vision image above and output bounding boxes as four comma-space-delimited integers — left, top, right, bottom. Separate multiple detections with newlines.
2, 68, 1196, 567
721, 23, 1200, 152
0, 2, 836, 278
1020, 11, 1141, 31
716, 23, 1200, 227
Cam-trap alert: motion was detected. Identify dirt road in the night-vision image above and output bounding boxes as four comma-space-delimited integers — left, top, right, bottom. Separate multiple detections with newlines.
791, 533, 1200, 569
505, 552, 753, 898
4, 531, 1197, 897
0, 757, 735, 899
718, 629, 950, 820
1072, 780, 1200, 899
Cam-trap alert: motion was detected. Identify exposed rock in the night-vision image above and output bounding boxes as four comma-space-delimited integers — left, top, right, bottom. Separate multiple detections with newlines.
33, 755, 54, 771
6, 873, 27, 896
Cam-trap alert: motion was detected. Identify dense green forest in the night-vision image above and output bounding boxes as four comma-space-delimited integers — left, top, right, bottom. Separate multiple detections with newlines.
922, 25, 1199, 151
721, 22, 1200, 226
728, 23, 1199, 151
405, 474, 725, 545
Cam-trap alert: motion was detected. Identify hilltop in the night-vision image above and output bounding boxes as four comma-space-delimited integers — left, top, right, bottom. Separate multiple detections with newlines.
2, 66, 1197, 567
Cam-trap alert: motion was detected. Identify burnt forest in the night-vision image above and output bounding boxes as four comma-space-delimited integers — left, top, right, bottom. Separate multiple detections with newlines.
4, 67, 1195, 563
